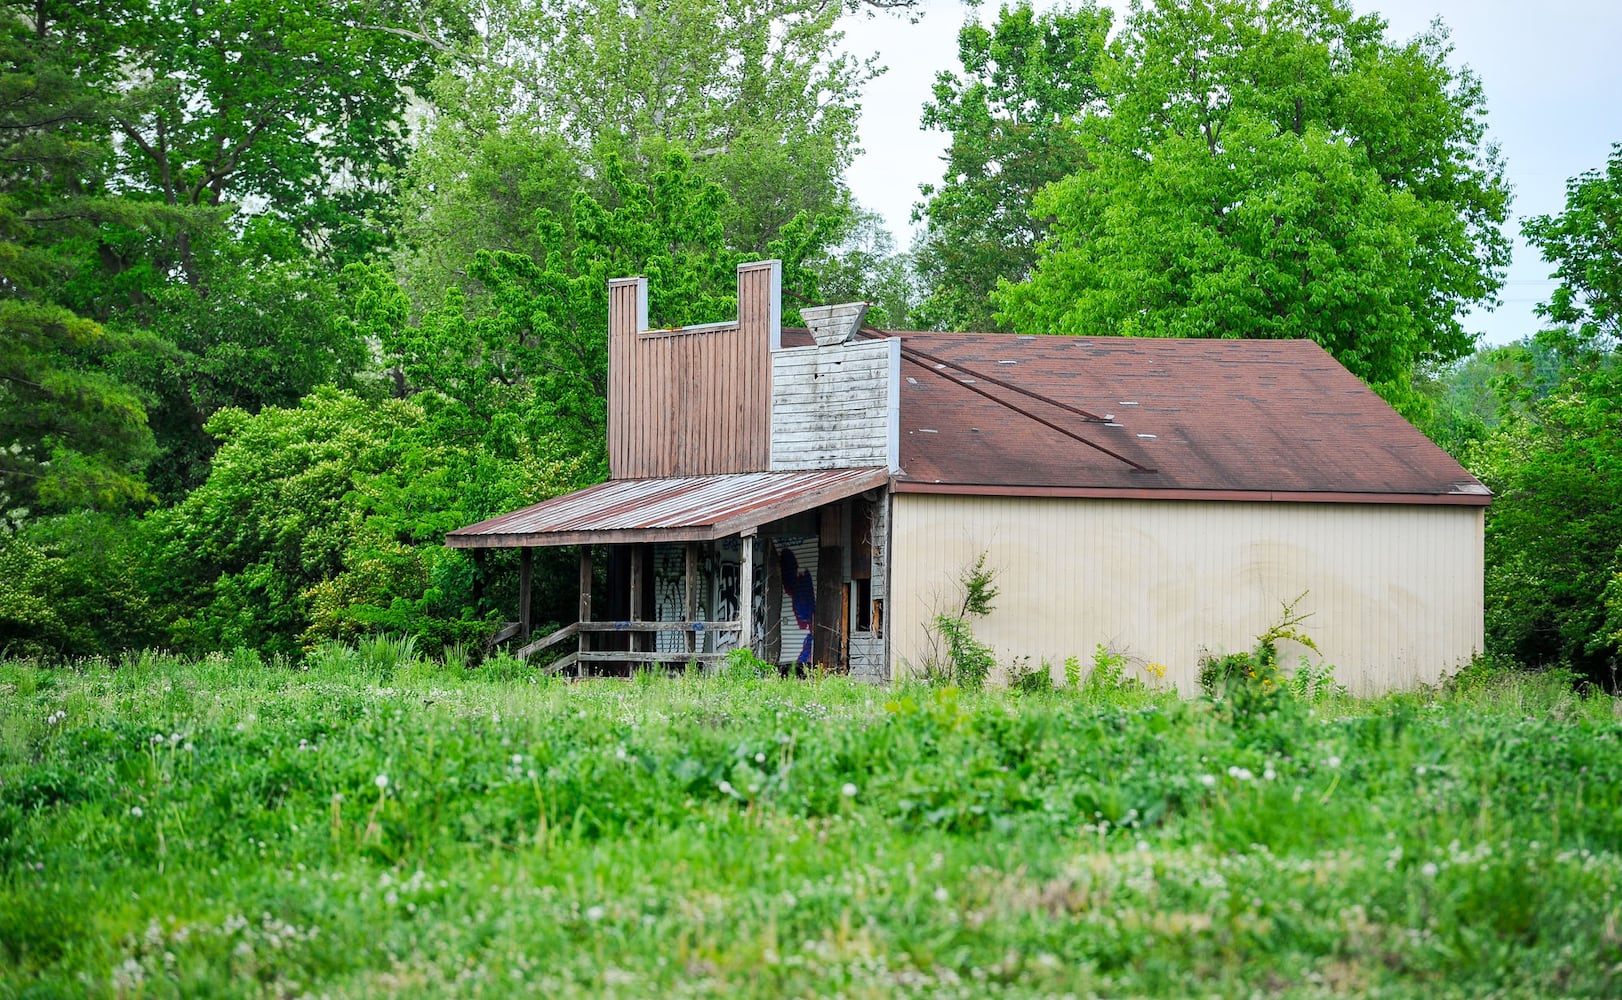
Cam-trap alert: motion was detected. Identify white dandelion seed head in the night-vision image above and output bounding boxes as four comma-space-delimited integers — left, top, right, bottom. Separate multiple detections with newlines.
841, 782, 858, 798
585, 905, 606, 922
374, 774, 389, 790
1326, 756, 1342, 769
933, 886, 949, 902
1198, 774, 1217, 788
1421, 862, 1439, 878
717, 780, 734, 795
755, 752, 765, 763
130, 806, 144, 817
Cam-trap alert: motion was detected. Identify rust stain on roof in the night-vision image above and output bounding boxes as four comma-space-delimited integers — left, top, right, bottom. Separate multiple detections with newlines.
446, 467, 889, 547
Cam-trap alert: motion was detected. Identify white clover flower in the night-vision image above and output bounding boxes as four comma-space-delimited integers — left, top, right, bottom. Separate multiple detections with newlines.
841, 782, 858, 798
1421, 862, 1439, 878
932, 886, 949, 902
717, 779, 734, 795
374, 774, 389, 790
1198, 774, 1217, 788
585, 905, 606, 922
130, 806, 144, 817
1227, 766, 1254, 782
511, 754, 522, 765
1326, 756, 1342, 769
1263, 767, 1277, 781
755, 752, 766, 763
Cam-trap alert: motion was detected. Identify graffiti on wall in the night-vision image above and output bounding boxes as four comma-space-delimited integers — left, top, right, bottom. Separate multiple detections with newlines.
775, 537, 817, 665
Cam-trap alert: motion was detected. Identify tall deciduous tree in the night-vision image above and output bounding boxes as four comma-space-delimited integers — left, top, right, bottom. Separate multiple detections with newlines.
354, 152, 837, 473
1464, 145, 1622, 683
104, 0, 458, 272
912, 1, 1110, 333
994, 0, 1510, 409
1523, 142, 1622, 355
396, 0, 870, 300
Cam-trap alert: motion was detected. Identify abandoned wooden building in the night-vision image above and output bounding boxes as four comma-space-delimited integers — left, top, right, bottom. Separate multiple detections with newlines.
445, 259, 1490, 693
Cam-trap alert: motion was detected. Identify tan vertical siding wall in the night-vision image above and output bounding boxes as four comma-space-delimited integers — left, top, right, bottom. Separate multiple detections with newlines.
607, 262, 776, 479
889, 494, 1484, 695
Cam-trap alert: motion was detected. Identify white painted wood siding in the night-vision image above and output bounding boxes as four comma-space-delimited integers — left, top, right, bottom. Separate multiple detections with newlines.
770, 339, 900, 472
889, 494, 1484, 695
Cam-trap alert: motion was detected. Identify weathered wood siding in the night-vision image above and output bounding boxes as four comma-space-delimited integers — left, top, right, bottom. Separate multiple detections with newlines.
848, 492, 890, 683
889, 494, 1484, 695
770, 337, 899, 472
608, 261, 779, 479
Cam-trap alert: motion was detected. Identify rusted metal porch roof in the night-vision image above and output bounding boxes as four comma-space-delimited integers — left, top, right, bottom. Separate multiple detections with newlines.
445, 467, 890, 548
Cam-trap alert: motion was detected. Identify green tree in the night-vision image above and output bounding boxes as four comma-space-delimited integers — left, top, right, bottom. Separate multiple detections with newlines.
358, 151, 838, 473
994, 0, 1510, 409
0, 512, 163, 656
912, 1, 1110, 332
0, 5, 160, 516
1523, 142, 1622, 354
390, 121, 584, 312
0, 303, 157, 514
105, 220, 369, 499
1465, 146, 1622, 683
103, 0, 459, 272
1471, 364, 1622, 682
148, 387, 587, 656
812, 208, 917, 329
395, 0, 869, 302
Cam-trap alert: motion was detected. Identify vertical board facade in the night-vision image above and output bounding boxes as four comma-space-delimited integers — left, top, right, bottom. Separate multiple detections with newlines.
889, 494, 1484, 695
608, 262, 778, 479
770, 338, 900, 472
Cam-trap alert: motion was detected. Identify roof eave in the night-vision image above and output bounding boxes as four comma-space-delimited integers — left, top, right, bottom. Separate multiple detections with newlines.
891, 481, 1492, 506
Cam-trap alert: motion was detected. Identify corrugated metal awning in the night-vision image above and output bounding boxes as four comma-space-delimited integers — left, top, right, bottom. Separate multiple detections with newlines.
445, 467, 891, 548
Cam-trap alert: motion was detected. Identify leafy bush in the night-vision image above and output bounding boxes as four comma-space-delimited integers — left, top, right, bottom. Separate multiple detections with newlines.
928, 553, 1000, 689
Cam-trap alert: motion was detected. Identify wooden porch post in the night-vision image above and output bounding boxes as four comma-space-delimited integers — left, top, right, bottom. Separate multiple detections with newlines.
629, 544, 644, 652
739, 528, 757, 655
578, 546, 592, 659
684, 541, 698, 657
518, 547, 533, 640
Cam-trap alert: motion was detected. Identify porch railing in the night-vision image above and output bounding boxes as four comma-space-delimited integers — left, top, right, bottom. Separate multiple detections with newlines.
490, 619, 743, 675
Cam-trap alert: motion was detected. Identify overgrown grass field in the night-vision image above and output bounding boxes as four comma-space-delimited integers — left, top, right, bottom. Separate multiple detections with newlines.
2, 647, 1620, 997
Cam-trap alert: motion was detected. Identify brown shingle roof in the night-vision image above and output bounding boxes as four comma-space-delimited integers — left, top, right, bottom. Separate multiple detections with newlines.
887, 333, 1488, 505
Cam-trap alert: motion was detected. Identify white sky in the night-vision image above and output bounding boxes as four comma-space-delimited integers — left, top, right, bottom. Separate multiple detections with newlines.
839, 0, 1622, 345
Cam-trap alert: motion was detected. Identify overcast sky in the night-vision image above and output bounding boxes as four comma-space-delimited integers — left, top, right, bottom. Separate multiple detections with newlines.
839, 0, 1622, 345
